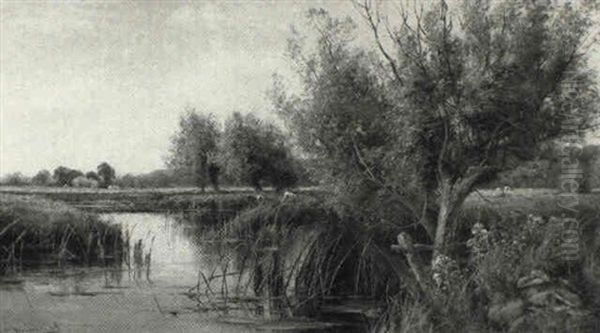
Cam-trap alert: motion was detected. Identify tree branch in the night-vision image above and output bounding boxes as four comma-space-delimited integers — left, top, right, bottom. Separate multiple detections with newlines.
357, 0, 404, 86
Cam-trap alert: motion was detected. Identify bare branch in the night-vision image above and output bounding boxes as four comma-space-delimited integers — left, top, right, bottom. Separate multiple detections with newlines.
349, 137, 434, 237
357, 0, 404, 85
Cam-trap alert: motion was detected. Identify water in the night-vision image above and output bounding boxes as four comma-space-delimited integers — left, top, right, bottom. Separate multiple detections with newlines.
0, 212, 367, 332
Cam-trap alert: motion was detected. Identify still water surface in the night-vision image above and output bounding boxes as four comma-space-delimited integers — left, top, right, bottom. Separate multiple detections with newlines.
0, 213, 365, 332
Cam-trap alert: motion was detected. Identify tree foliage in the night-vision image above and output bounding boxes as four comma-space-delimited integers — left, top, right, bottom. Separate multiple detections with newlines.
116, 170, 181, 188
97, 162, 116, 188
53, 166, 84, 187
31, 170, 52, 186
85, 171, 100, 182
167, 109, 220, 192
275, 1, 599, 269
1, 173, 29, 186
220, 112, 298, 191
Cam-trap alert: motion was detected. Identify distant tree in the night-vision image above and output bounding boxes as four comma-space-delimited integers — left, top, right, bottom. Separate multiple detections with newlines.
31, 169, 52, 186
167, 109, 220, 192
220, 112, 298, 191
97, 162, 116, 188
115, 169, 183, 188
85, 171, 100, 182
139, 169, 177, 188
116, 174, 139, 188
1, 172, 29, 186
53, 166, 83, 187
53, 167, 69, 186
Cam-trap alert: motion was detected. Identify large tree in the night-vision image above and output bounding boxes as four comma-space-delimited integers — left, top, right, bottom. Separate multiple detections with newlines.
275, 0, 599, 290
167, 109, 220, 192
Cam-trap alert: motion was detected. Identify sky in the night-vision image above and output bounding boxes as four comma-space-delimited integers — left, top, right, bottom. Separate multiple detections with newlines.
1, 0, 599, 177
0, 0, 357, 177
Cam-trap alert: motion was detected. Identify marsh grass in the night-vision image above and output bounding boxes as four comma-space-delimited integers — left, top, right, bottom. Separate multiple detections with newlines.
179, 190, 600, 331
0, 194, 122, 274
190, 195, 408, 319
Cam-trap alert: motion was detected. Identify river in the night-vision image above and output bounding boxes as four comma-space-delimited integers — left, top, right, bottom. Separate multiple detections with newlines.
0, 212, 368, 332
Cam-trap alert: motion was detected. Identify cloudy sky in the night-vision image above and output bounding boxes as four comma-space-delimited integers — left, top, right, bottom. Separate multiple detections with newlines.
1, 0, 599, 177
0, 0, 355, 176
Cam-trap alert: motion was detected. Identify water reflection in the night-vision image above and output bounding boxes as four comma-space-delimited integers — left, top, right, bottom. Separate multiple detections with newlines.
0, 212, 367, 332
103, 212, 216, 287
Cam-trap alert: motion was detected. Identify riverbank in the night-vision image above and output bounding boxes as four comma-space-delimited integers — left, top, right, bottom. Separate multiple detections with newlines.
0, 194, 122, 274
1, 188, 599, 331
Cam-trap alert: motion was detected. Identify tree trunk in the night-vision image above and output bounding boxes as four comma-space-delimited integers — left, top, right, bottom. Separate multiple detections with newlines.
393, 168, 489, 296
431, 170, 486, 265
433, 184, 452, 263
198, 163, 207, 193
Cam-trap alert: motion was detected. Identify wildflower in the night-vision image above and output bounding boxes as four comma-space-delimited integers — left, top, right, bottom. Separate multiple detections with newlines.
432, 254, 460, 291
467, 222, 490, 264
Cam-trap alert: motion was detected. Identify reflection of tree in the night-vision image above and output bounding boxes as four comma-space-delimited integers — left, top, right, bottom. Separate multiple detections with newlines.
133, 239, 144, 280
104, 266, 123, 288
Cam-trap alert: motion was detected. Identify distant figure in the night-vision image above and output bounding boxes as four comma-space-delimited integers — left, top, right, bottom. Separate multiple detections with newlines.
282, 191, 296, 201
503, 185, 512, 196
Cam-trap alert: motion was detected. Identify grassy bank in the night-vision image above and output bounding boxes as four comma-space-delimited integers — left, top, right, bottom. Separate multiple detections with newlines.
196, 194, 408, 320
0, 194, 122, 274
197, 190, 600, 331
402, 192, 600, 332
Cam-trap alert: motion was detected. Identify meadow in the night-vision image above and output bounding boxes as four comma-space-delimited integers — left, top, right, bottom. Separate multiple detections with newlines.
0, 186, 323, 212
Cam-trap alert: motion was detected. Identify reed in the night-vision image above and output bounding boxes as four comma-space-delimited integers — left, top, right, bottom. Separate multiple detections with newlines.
0, 194, 122, 274
195, 195, 409, 319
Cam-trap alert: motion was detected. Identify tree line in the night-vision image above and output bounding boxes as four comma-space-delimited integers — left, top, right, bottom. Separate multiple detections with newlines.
166, 109, 304, 192
1, 162, 116, 188
1, 109, 309, 192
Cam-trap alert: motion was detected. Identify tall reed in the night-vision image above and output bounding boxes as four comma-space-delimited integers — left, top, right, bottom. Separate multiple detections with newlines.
0, 194, 122, 273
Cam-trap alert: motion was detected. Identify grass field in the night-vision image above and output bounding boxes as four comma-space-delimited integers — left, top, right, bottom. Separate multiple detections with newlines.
0, 185, 325, 212
0, 185, 323, 195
